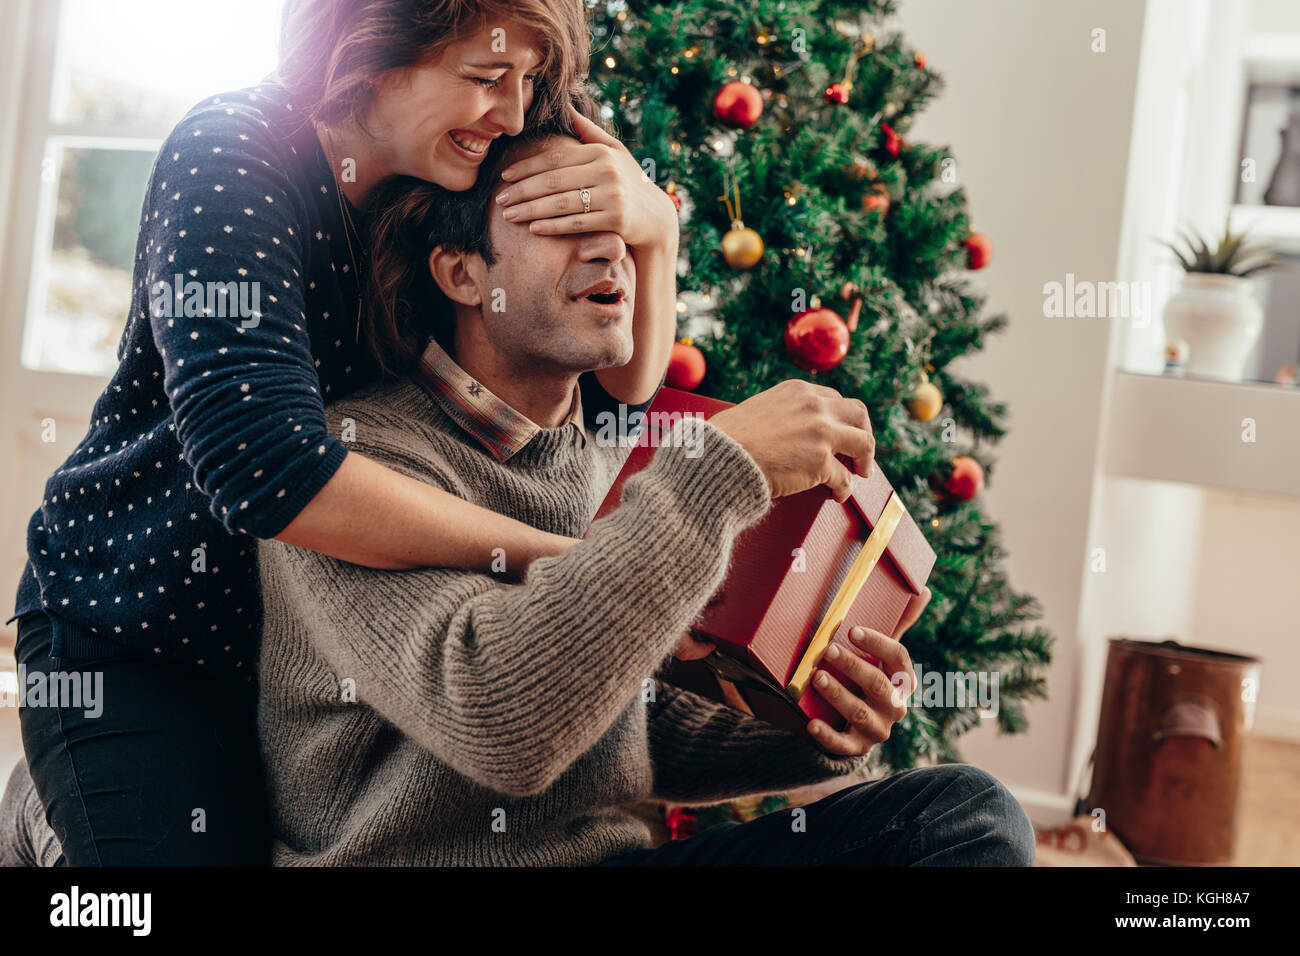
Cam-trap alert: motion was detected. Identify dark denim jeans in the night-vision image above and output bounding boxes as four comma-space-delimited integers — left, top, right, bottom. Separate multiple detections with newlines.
15, 609, 269, 866
600, 764, 1037, 866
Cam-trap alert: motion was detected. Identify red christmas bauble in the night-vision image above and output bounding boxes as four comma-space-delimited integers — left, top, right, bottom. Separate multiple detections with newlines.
667, 191, 682, 212
824, 82, 851, 105
713, 81, 764, 129
784, 308, 850, 373
944, 456, 985, 501
964, 232, 993, 269
665, 340, 706, 390
881, 122, 902, 157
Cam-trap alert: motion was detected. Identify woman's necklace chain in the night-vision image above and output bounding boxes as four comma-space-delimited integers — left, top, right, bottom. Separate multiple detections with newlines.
320, 123, 364, 345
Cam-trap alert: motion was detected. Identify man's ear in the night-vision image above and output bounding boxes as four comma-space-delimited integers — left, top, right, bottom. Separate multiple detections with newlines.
428, 246, 483, 308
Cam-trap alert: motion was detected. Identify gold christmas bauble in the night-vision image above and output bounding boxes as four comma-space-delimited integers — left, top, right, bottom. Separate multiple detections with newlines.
722, 223, 764, 269
908, 380, 943, 422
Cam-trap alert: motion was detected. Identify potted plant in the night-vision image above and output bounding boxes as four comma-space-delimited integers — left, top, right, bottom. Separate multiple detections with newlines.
1159, 214, 1282, 379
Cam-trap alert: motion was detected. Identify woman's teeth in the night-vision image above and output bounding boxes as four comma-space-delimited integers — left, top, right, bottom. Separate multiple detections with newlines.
450, 130, 489, 154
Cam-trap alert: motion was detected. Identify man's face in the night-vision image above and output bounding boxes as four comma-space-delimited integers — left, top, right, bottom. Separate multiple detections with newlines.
437, 135, 636, 376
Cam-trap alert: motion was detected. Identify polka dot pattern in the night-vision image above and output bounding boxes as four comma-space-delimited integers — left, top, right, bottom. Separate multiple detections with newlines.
12, 83, 379, 678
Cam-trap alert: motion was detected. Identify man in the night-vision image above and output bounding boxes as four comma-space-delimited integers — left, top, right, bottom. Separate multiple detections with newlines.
252, 92, 1035, 868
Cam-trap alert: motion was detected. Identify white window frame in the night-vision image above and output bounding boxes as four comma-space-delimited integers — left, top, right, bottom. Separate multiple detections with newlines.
7, 0, 177, 379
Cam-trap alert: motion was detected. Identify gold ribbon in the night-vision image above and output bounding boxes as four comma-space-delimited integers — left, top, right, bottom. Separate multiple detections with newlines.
785, 491, 907, 699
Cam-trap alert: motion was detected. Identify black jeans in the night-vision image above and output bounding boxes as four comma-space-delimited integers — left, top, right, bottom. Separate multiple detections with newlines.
15, 609, 269, 865
599, 764, 1037, 866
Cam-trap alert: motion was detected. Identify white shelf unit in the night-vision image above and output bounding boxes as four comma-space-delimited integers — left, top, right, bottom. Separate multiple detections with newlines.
1230, 204, 1300, 255
1104, 370, 1300, 499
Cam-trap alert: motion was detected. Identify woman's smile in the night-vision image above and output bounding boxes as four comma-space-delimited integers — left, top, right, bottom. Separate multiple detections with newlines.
448, 128, 494, 159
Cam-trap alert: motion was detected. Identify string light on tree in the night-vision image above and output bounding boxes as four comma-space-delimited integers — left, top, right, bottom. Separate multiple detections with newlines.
825, 82, 851, 105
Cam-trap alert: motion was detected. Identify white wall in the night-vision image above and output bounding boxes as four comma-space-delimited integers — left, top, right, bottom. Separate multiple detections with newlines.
889, 0, 1148, 802
896, 0, 1300, 824
1251, 0, 1300, 34
1068, 0, 1226, 814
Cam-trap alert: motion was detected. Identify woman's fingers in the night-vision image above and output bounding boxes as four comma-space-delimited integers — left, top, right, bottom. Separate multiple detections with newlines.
502, 180, 606, 225
567, 102, 623, 148
496, 107, 672, 248
498, 157, 625, 227
499, 140, 602, 186
525, 210, 624, 236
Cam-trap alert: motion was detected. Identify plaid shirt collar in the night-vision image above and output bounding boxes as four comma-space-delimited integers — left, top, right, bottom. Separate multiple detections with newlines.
413, 336, 584, 463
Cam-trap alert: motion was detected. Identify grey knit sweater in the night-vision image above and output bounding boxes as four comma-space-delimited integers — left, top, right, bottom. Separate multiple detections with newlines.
257, 375, 867, 866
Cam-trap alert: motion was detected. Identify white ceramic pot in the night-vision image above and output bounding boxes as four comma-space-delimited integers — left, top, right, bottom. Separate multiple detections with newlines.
1161, 273, 1263, 380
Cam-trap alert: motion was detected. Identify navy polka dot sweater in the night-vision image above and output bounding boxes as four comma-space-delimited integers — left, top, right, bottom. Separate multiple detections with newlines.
9, 80, 636, 681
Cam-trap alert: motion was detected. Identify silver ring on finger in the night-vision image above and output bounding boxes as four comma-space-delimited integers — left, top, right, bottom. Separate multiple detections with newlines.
580, 187, 591, 214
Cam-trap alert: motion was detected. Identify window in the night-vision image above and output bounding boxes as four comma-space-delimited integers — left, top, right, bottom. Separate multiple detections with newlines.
19, 0, 284, 376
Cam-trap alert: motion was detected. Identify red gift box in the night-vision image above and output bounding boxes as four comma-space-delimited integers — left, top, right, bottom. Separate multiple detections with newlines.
591, 387, 937, 734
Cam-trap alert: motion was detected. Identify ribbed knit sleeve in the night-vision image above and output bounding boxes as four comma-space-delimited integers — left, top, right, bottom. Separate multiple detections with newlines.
257, 417, 772, 799
646, 683, 869, 804
145, 101, 348, 539
0, 759, 61, 867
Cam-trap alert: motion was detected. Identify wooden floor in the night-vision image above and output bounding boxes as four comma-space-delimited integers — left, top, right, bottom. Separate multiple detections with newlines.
1236, 735, 1300, 866
1, 633, 1297, 865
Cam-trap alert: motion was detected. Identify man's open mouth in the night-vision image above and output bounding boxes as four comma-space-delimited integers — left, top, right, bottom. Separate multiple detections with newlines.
573, 281, 626, 305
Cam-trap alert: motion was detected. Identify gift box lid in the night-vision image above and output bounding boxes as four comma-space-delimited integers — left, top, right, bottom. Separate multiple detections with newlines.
591, 385, 936, 608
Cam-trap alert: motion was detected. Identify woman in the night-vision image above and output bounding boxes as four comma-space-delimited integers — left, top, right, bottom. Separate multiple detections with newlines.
7, 0, 678, 865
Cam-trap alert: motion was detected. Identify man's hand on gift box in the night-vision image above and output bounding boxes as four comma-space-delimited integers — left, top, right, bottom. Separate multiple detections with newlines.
806, 586, 932, 756
710, 379, 876, 504
672, 631, 716, 661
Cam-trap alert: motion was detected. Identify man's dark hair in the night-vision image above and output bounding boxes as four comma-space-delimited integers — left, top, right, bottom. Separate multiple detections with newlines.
362, 88, 608, 379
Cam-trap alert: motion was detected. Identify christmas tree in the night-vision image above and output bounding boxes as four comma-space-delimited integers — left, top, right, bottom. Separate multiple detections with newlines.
585, 0, 1054, 771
